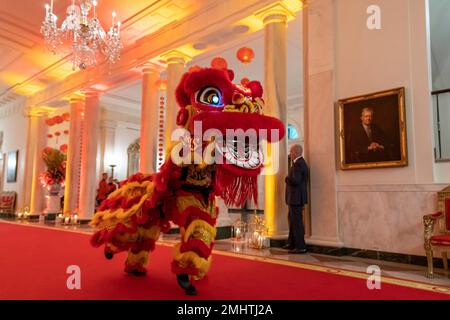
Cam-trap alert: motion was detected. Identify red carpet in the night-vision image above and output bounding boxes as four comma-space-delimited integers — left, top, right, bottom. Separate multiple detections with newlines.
0, 222, 448, 300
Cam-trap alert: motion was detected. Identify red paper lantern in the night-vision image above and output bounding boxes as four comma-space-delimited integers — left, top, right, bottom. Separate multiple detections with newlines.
211, 56, 228, 70
62, 112, 70, 121
54, 116, 63, 124
54, 131, 61, 137
46, 118, 55, 126
64, 130, 69, 135
47, 134, 53, 138
237, 47, 255, 64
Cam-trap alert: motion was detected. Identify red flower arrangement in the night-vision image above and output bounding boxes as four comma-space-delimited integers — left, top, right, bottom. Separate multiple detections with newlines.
39, 147, 67, 188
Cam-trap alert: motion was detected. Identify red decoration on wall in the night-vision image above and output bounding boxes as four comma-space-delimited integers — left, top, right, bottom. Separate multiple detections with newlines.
59, 144, 68, 153
211, 56, 228, 70
62, 112, 70, 121
54, 131, 61, 137
237, 47, 255, 64
63, 130, 69, 135
46, 118, 55, 126
47, 134, 53, 138
54, 116, 63, 124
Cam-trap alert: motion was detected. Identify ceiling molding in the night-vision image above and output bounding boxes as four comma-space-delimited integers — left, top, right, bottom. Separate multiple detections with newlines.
27, 0, 281, 107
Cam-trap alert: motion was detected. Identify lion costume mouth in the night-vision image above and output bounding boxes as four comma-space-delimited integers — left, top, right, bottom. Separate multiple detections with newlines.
216, 138, 263, 169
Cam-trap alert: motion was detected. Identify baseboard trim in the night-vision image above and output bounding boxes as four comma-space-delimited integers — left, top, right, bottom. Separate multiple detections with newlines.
274, 239, 449, 269
167, 225, 232, 240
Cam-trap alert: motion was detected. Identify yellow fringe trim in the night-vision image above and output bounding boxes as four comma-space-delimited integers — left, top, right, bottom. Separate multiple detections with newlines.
176, 195, 215, 216
138, 225, 161, 240
184, 219, 216, 243
90, 190, 152, 227
173, 243, 212, 280
126, 250, 149, 266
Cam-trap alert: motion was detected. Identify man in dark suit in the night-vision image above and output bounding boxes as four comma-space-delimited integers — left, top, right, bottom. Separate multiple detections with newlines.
347, 107, 387, 163
283, 144, 309, 254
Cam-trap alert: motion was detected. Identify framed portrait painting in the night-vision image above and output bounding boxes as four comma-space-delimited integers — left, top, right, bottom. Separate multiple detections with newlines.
6, 150, 18, 183
338, 87, 407, 170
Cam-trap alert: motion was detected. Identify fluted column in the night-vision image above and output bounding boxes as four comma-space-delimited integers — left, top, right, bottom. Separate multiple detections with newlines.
28, 113, 48, 214
78, 91, 100, 218
140, 68, 160, 173
257, 3, 294, 237
63, 95, 84, 215
161, 50, 190, 151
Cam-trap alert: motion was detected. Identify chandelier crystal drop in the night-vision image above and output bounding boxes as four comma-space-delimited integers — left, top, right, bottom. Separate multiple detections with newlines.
41, 0, 122, 70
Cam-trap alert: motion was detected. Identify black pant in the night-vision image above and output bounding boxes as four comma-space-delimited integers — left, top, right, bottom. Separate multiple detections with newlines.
287, 205, 306, 250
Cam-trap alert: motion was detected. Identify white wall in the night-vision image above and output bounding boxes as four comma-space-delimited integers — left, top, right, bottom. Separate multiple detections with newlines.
0, 99, 29, 209
305, 0, 447, 255
335, 0, 435, 186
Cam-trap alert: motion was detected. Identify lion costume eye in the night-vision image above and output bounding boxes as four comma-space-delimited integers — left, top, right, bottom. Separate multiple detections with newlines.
196, 87, 223, 107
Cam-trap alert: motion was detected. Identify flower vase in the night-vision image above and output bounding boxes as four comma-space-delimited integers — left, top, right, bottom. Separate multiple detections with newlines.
44, 183, 62, 215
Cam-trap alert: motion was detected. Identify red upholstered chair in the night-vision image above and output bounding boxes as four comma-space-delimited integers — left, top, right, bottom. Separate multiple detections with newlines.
423, 188, 450, 278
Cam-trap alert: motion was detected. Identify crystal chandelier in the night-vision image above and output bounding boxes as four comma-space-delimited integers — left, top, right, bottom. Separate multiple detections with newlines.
41, 0, 122, 70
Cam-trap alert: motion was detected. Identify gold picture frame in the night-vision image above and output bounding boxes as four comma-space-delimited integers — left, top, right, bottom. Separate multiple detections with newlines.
338, 87, 407, 170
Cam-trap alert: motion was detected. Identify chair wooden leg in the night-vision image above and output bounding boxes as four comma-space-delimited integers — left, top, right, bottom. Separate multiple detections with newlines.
442, 252, 448, 271
426, 248, 434, 278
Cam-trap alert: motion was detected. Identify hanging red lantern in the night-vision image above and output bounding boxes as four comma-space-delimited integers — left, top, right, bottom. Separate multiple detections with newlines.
54, 131, 61, 137
237, 47, 255, 64
54, 116, 63, 124
211, 56, 228, 70
64, 130, 69, 135
46, 118, 55, 126
60, 144, 68, 153
62, 112, 70, 121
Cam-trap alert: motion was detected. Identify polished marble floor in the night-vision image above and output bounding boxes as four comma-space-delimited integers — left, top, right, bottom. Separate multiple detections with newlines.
4, 218, 450, 287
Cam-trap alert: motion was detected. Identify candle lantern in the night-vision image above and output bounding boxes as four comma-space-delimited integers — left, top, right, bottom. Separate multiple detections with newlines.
23, 207, 30, 220
232, 218, 247, 242
17, 208, 23, 220
247, 213, 270, 249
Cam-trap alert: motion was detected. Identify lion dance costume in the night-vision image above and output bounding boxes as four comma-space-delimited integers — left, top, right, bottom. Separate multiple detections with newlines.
90, 63, 285, 295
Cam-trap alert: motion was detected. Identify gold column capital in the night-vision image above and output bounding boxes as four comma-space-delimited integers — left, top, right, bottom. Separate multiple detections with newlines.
25, 105, 57, 117
255, 2, 296, 25
139, 61, 164, 75
160, 50, 192, 65
82, 89, 102, 99
64, 92, 85, 104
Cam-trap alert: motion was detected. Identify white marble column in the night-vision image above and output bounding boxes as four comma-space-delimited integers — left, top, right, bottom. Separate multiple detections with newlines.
140, 68, 160, 173
257, 4, 294, 237
303, 0, 343, 247
161, 50, 190, 151
28, 113, 47, 214
63, 95, 84, 215
78, 91, 100, 218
